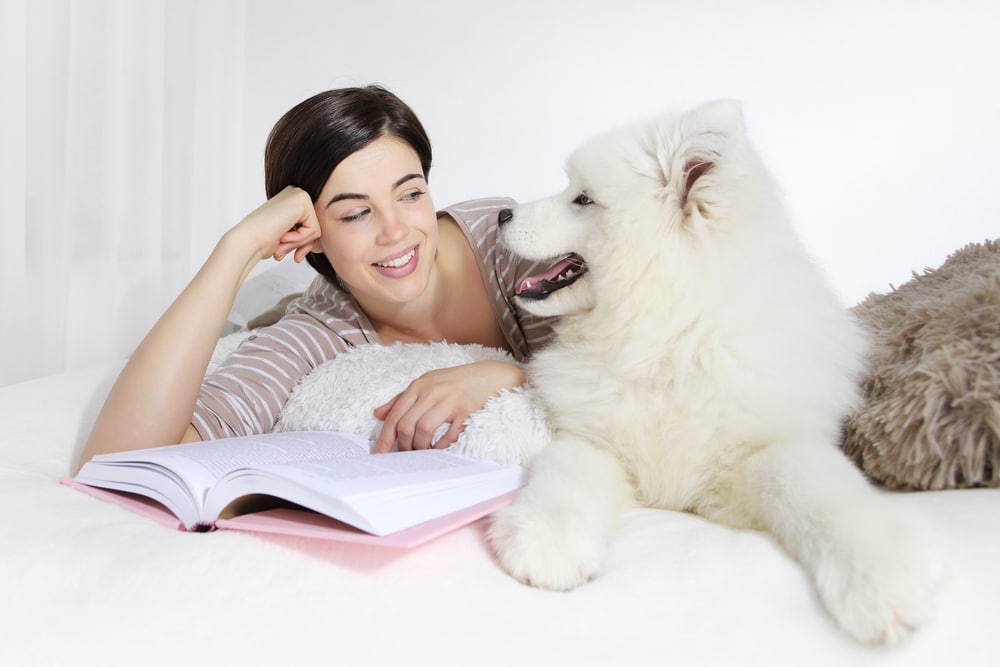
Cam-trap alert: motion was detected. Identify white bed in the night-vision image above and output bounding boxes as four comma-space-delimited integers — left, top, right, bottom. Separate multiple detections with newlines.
2, 358, 998, 666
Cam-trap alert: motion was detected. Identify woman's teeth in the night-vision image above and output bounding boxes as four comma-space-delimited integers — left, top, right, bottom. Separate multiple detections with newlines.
376, 249, 415, 268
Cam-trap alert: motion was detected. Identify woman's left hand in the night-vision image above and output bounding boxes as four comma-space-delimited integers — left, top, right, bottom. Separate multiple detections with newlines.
372, 360, 525, 453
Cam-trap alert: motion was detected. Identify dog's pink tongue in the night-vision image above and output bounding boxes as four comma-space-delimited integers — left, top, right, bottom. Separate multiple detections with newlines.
517, 255, 586, 296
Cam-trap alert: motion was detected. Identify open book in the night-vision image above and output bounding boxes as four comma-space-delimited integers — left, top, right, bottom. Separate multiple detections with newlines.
70, 431, 523, 547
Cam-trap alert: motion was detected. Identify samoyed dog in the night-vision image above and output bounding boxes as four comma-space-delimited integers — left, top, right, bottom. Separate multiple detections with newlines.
488, 100, 946, 645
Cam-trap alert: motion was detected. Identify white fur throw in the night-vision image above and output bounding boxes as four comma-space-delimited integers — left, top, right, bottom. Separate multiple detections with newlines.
210, 337, 551, 466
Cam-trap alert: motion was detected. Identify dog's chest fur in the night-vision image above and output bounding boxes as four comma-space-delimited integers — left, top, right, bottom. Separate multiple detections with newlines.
528, 308, 734, 509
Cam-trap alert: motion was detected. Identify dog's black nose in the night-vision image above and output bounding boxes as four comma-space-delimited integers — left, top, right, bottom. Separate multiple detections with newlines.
497, 208, 513, 226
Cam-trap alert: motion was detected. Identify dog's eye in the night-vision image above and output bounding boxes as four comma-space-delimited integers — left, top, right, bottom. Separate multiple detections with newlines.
572, 193, 595, 207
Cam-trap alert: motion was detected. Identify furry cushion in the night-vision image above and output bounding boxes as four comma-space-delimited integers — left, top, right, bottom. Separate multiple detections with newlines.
210, 338, 550, 466
843, 239, 1000, 490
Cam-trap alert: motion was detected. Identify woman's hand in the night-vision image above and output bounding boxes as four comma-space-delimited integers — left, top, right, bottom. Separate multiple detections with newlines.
234, 185, 322, 264
372, 360, 526, 453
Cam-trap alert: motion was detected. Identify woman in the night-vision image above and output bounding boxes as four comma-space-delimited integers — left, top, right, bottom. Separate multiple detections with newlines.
80, 85, 555, 466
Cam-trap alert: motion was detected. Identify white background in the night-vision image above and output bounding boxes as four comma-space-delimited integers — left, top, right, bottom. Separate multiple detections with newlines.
3, 0, 999, 384
238, 0, 1000, 304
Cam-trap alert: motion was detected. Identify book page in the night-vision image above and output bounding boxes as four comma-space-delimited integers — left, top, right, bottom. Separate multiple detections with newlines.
85, 431, 369, 485
74, 431, 371, 527
248, 450, 507, 501
208, 450, 524, 535
268, 449, 474, 482
160, 431, 372, 480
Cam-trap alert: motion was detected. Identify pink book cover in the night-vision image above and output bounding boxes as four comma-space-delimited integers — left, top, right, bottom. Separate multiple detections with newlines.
60, 477, 516, 548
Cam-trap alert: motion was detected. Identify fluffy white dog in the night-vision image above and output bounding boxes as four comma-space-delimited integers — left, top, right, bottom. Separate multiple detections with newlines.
487, 100, 947, 645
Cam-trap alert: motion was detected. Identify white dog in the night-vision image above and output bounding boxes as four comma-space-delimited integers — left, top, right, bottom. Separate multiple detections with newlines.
488, 100, 946, 645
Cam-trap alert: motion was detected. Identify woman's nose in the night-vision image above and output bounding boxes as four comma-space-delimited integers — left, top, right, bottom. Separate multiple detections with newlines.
377, 208, 407, 243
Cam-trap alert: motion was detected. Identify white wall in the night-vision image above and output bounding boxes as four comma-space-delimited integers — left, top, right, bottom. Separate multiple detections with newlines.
239, 0, 1000, 306
5, 0, 998, 385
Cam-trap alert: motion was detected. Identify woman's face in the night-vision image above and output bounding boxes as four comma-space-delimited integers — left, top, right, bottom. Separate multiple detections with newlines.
313, 135, 438, 311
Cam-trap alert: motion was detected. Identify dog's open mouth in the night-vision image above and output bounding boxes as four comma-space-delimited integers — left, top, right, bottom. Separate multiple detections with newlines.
516, 253, 589, 300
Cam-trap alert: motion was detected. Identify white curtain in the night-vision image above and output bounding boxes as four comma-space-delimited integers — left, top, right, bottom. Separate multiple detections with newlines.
1, 0, 246, 386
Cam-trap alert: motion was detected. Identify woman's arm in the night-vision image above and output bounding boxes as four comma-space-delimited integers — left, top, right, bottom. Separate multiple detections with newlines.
78, 187, 321, 468
371, 359, 525, 453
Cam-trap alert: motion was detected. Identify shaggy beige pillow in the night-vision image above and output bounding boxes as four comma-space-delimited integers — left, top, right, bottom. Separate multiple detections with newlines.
843, 239, 1000, 490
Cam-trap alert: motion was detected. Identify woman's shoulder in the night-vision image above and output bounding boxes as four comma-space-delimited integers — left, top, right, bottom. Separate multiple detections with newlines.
295, 275, 360, 317
278, 275, 377, 343
438, 196, 516, 224
438, 196, 516, 247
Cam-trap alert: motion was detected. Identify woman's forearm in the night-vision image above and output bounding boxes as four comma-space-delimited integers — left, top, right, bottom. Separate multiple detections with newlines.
78, 187, 322, 469
79, 230, 260, 466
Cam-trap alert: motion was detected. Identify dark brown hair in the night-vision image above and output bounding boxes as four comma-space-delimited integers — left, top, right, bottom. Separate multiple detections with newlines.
264, 85, 433, 281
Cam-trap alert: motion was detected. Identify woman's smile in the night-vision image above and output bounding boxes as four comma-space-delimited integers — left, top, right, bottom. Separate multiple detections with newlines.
373, 245, 419, 278
312, 134, 439, 311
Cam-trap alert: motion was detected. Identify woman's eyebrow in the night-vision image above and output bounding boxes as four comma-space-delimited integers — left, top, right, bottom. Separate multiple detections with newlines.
393, 173, 424, 188
325, 173, 425, 209
327, 191, 367, 207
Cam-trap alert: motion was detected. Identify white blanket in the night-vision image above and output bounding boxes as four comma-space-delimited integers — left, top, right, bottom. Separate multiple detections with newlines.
2, 363, 998, 666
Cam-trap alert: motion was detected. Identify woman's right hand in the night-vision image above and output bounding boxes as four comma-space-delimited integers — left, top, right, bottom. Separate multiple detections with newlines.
236, 185, 323, 264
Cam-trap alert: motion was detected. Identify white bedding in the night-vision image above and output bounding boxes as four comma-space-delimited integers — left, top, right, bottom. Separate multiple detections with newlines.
2, 363, 998, 666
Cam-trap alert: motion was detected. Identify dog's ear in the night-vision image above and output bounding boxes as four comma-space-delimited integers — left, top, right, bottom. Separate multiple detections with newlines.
665, 99, 745, 218
685, 99, 746, 137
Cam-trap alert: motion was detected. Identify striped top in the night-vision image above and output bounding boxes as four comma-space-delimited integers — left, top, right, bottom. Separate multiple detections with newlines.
192, 197, 557, 440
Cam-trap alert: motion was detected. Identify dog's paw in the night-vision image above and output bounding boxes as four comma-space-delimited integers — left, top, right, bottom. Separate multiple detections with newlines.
451, 386, 552, 466
488, 499, 606, 591
815, 511, 948, 646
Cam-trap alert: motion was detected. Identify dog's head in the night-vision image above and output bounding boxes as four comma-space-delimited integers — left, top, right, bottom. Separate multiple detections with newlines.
500, 99, 766, 318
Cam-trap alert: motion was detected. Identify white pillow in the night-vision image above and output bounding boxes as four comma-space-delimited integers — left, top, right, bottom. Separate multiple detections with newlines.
223, 259, 316, 334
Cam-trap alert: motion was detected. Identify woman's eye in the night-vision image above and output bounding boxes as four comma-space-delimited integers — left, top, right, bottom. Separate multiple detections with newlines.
342, 209, 369, 222
401, 189, 426, 202
572, 192, 594, 206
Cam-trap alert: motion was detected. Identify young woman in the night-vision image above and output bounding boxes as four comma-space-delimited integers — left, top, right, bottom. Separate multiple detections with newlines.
80, 85, 555, 467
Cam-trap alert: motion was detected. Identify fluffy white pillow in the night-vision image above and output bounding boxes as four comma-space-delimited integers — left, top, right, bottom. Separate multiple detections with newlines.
211, 336, 551, 465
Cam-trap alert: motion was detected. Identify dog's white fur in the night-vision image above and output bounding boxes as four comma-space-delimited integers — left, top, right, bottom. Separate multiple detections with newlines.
488, 100, 947, 645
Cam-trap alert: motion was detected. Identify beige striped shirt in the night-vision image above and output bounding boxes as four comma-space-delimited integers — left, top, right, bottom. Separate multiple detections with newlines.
192, 197, 557, 440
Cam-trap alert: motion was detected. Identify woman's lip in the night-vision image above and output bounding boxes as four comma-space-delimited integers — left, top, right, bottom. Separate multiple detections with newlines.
373, 245, 418, 267
372, 245, 419, 278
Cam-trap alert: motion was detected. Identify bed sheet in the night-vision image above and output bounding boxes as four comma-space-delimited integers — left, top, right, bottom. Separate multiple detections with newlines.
1, 364, 998, 666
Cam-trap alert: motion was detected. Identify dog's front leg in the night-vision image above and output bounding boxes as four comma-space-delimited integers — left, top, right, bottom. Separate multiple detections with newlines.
722, 441, 948, 645
488, 435, 631, 590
